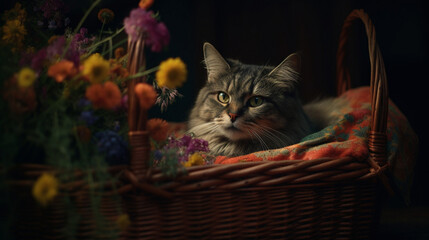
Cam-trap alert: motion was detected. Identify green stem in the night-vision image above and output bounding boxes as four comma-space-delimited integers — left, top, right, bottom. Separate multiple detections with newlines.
85, 27, 125, 55
126, 66, 160, 81
61, 0, 102, 59
108, 38, 113, 59
98, 21, 106, 42
101, 38, 128, 57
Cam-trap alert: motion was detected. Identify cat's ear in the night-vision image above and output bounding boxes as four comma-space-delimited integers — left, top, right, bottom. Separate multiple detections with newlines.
268, 53, 301, 89
203, 42, 230, 81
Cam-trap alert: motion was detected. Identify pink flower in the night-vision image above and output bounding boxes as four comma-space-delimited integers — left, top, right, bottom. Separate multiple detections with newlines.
123, 8, 170, 52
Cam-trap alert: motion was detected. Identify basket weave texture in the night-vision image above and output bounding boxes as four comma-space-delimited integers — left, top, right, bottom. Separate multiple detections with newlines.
7, 9, 389, 240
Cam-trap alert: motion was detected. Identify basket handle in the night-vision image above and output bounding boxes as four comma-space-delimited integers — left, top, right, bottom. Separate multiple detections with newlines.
336, 9, 389, 169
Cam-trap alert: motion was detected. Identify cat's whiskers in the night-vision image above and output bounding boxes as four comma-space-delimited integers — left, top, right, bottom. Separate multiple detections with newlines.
257, 124, 294, 146
247, 122, 292, 148
246, 129, 269, 151
187, 122, 219, 136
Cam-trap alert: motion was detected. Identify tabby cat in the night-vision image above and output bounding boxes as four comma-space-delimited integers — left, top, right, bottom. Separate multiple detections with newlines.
188, 43, 343, 157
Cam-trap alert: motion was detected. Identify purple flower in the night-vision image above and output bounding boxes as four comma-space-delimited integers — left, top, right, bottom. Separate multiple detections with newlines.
77, 98, 91, 108
80, 110, 99, 126
94, 130, 129, 165
147, 22, 170, 52
31, 48, 47, 72
186, 138, 209, 155
163, 135, 209, 163
123, 8, 170, 52
41, 0, 65, 19
46, 36, 81, 66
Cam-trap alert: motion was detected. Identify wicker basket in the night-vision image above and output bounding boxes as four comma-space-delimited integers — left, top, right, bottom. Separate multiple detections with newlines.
118, 9, 389, 240
6, 164, 126, 240
4, 9, 389, 240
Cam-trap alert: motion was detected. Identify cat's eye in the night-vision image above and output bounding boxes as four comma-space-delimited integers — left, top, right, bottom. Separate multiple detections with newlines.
248, 96, 264, 107
217, 92, 230, 104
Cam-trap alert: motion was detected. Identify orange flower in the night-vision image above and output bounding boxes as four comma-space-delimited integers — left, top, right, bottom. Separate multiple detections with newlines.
114, 47, 125, 59
97, 8, 115, 24
139, 0, 154, 10
48, 60, 77, 83
147, 118, 169, 142
110, 61, 129, 79
85, 81, 121, 110
103, 81, 122, 109
134, 83, 157, 110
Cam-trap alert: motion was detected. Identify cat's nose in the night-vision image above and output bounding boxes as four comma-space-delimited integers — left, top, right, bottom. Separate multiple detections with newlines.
228, 113, 238, 122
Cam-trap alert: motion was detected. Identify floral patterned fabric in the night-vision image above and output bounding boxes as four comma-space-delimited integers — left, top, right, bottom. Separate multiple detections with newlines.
215, 87, 418, 202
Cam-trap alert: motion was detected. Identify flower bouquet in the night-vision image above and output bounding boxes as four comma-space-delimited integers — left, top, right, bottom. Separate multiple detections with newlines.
0, 0, 211, 239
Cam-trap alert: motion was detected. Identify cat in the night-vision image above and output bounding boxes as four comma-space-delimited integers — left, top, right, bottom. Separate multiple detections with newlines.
188, 43, 344, 157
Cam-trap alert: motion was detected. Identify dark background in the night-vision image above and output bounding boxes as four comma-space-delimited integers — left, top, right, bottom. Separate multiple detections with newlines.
2, 0, 428, 238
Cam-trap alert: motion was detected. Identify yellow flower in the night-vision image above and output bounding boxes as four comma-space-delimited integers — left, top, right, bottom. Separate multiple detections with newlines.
156, 58, 187, 89
2, 3, 26, 22
183, 153, 205, 167
17, 67, 36, 87
82, 53, 110, 83
32, 173, 59, 206
116, 214, 131, 231
2, 19, 27, 47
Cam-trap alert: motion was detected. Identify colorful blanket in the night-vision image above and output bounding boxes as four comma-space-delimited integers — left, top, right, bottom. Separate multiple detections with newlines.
215, 87, 418, 202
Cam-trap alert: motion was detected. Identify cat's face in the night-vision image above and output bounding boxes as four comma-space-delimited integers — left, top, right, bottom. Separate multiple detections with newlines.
198, 65, 294, 141
189, 43, 303, 145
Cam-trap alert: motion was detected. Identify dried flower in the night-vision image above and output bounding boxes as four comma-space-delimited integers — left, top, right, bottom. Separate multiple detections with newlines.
183, 153, 205, 167
147, 118, 169, 142
2, 19, 27, 50
139, 0, 154, 10
85, 81, 122, 110
123, 8, 170, 52
82, 53, 110, 83
155, 86, 182, 112
116, 214, 131, 231
98, 8, 114, 24
156, 58, 187, 89
32, 173, 59, 206
47, 60, 77, 82
17, 67, 37, 88
134, 83, 157, 110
